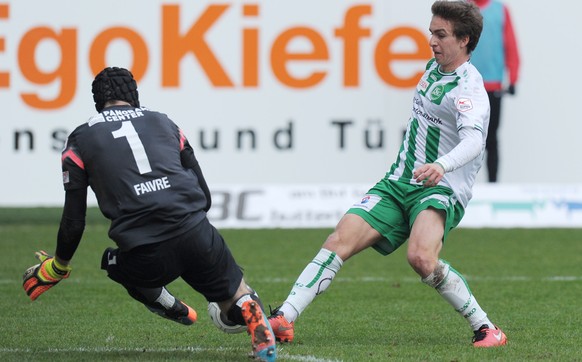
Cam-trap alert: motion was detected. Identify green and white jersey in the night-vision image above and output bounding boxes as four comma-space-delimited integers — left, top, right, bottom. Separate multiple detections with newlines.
387, 59, 490, 208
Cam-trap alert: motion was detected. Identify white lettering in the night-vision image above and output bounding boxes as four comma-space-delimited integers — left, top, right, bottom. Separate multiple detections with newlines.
101, 109, 145, 123
133, 176, 171, 195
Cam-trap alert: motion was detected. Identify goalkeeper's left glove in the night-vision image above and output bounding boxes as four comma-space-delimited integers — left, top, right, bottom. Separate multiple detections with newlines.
23, 250, 71, 301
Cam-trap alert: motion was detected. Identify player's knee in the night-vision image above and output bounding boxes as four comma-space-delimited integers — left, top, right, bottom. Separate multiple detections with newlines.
407, 249, 437, 278
323, 230, 340, 248
421, 259, 450, 288
322, 231, 353, 260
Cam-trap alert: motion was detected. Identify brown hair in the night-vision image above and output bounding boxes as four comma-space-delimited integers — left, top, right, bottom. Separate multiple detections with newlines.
431, 1, 483, 53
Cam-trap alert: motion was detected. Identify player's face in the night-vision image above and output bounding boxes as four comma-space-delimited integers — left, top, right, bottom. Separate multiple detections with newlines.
429, 16, 469, 73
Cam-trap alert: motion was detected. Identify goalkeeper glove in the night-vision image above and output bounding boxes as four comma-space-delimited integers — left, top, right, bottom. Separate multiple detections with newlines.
23, 250, 71, 301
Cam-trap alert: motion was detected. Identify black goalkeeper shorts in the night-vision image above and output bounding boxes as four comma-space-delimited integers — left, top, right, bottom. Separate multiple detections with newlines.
101, 217, 243, 302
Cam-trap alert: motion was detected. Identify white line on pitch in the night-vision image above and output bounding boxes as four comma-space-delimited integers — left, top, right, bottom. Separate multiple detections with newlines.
0, 347, 340, 362
2, 275, 582, 286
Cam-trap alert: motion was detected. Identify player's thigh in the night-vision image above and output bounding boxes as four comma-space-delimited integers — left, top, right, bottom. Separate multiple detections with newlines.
177, 218, 244, 302
101, 242, 181, 288
408, 186, 464, 245
323, 213, 383, 261
346, 182, 410, 256
408, 208, 445, 256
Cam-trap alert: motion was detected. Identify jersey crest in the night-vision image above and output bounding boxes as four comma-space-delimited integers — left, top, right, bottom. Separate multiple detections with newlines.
418, 68, 460, 105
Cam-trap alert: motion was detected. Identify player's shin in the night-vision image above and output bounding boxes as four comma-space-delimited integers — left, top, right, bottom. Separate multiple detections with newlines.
422, 259, 492, 330
281, 248, 343, 322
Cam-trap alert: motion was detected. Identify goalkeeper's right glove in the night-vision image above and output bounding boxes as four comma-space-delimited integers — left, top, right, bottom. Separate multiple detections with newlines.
23, 250, 71, 301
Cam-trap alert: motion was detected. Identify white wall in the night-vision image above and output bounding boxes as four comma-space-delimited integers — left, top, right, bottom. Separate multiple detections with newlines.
0, 0, 579, 208
492, 0, 581, 184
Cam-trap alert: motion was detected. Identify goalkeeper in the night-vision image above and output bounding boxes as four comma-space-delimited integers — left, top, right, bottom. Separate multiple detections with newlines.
22, 67, 276, 362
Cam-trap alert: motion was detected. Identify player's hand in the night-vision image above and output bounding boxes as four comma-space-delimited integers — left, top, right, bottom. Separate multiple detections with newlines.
413, 163, 445, 187
23, 250, 71, 301
507, 84, 516, 95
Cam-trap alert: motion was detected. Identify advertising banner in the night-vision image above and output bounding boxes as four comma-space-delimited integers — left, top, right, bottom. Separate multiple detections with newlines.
2, 1, 581, 228
2, 0, 432, 205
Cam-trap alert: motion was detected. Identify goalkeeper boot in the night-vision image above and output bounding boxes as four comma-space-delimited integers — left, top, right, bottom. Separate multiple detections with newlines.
146, 299, 197, 325
268, 307, 294, 343
241, 300, 277, 362
472, 324, 507, 347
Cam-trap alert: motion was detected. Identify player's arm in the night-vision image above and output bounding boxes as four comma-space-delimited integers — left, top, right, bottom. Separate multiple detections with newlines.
22, 187, 87, 301
55, 188, 88, 261
434, 126, 483, 172
429, 79, 489, 177
414, 127, 483, 186
180, 139, 212, 212
24, 133, 90, 301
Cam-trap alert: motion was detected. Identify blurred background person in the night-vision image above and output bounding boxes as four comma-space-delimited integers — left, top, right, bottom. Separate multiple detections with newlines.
469, 0, 520, 182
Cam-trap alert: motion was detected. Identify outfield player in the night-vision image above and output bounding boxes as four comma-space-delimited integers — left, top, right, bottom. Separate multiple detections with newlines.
22, 67, 276, 361
269, 1, 507, 348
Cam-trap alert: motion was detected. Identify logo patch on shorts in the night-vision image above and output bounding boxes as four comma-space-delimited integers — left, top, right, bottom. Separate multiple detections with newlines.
351, 194, 381, 212
420, 194, 450, 208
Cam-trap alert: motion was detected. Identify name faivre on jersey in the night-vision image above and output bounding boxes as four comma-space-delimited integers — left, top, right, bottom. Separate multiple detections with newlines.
134, 176, 171, 196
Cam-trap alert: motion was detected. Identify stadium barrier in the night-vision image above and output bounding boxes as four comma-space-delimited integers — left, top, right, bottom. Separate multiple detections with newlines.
206, 183, 582, 228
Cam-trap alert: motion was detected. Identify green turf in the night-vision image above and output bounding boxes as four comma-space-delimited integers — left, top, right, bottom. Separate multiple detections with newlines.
1, 208, 581, 361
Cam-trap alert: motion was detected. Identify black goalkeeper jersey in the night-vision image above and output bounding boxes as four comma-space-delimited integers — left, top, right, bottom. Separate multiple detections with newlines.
61, 105, 207, 251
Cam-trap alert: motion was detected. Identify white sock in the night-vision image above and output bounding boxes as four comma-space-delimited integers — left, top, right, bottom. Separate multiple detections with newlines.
279, 248, 343, 323
422, 259, 493, 331
155, 287, 176, 309
235, 294, 253, 308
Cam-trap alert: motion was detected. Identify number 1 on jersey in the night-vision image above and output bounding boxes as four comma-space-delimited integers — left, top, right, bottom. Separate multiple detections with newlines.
112, 121, 152, 174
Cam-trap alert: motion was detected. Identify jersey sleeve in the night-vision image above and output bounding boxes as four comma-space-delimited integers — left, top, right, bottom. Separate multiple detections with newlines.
61, 130, 89, 191
436, 67, 489, 171
435, 127, 483, 172
454, 71, 490, 134
179, 129, 212, 211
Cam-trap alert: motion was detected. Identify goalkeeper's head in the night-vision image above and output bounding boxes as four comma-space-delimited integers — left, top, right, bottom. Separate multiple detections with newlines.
92, 67, 140, 113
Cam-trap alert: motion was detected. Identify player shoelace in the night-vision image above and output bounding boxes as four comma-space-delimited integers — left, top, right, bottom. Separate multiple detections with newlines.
472, 325, 490, 343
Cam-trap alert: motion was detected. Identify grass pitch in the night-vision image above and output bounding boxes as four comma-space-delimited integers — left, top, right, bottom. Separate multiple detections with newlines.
1, 208, 581, 361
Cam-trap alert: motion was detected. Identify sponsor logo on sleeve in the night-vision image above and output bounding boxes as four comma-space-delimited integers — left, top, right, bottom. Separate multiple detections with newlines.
456, 98, 473, 112
418, 79, 429, 93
